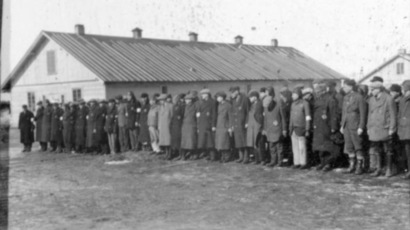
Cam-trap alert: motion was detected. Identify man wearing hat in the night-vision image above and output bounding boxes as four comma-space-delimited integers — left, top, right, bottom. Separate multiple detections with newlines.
312, 80, 339, 172
245, 90, 264, 164
40, 100, 52, 152
62, 102, 76, 153
74, 99, 87, 153
367, 76, 397, 177
340, 79, 366, 174
180, 93, 198, 160
158, 93, 174, 159
147, 94, 161, 154
50, 101, 64, 153
171, 93, 186, 160
34, 101, 45, 151
229, 86, 250, 163
398, 80, 410, 179
126, 91, 141, 152
85, 99, 99, 154
138, 93, 151, 151
105, 99, 118, 155
195, 88, 217, 161
215, 91, 232, 162
117, 95, 129, 153
289, 86, 311, 169
96, 100, 108, 154
389, 84, 406, 173
18, 105, 35, 152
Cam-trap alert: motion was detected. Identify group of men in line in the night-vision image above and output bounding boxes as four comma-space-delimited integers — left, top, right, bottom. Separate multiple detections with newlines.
18, 76, 410, 179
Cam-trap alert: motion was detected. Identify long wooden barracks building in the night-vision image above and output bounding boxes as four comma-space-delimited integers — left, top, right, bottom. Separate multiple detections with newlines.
2, 24, 345, 127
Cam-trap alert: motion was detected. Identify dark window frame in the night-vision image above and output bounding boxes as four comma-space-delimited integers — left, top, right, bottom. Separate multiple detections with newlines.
397, 62, 404, 75
27, 92, 35, 112
72, 88, 82, 102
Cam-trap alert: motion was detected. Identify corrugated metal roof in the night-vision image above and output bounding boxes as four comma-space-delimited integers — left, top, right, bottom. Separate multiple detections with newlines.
2, 31, 346, 90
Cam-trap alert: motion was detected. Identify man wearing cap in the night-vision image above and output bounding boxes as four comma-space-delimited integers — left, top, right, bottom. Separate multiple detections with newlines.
138, 93, 151, 151
75, 99, 88, 153
50, 102, 64, 153
34, 101, 45, 151
62, 102, 76, 153
245, 90, 264, 164
279, 86, 293, 165
158, 93, 174, 159
18, 105, 34, 152
195, 88, 217, 161
96, 100, 108, 154
105, 99, 117, 155
117, 95, 129, 152
147, 94, 161, 154
86, 99, 99, 154
180, 93, 198, 160
312, 80, 339, 172
340, 79, 366, 174
389, 84, 406, 173
367, 76, 397, 177
302, 87, 317, 166
229, 86, 250, 163
171, 94, 186, 160
263, 88, 287, 167
398, 80, 410, 179
215, 91, 232, 162
126, 91, 141, 152
289, 86, 311, 169
40, 100, 52, 152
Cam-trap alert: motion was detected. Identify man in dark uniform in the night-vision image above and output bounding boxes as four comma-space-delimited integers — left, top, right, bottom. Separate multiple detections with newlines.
171, 93, 186, 160
18, 105, 34, 152
50, 102, 64, 153
196, 89, 217, 161
105, 99, 117, 155
138, 93, 151, 151
34, 101, 45, 151
340, 79, 366, 174
246, 91, 264, 164
96, 100, 108, 154
312, 81, 339, 172
40, 100, 52, 152
62, 102, 76, 153
229, 86, 250, 163
75, 99, 88, 153
86, 99, 99, 154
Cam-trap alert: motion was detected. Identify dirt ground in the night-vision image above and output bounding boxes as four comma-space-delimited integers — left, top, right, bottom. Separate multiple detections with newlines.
4, 129, 410, 230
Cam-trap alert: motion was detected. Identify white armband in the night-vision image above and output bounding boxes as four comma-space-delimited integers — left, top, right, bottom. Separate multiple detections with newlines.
306, 116, 312, 121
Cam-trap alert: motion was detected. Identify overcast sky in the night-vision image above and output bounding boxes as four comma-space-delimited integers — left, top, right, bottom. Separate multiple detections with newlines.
2, 0, 410, 83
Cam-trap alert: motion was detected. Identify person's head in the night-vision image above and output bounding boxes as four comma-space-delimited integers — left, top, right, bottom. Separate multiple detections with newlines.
229, 86, 240, 99
108, 99, 115, 107
279, 87, 292, 102
115, 95, 123, 104
200, 88, 211, 100
370, 76, 384, 97
216, 91, 226, 103
166, 94, 172, 103
302, 87, 313, 100
36, 101, 43, 109
140, 93, 149, 104
178, 93, 186, 103
358, 84, 369, 97
248, 91, 259, 103
89, 100, 97, 107
292, 87, 303, 101
259, 87, 267, 99
185, 94, 194, 104
389, 84, 402, 98
157, 94, 167, 105
314, 81, 327, 95
343, 79, 356, 94
22, 105, 28, 111
150, 93, 160, 105
326, 80, 337, 93
267, 86, 275, 98
402, 80, 410, 96
127, 91, 136, 102
44, 100, 50, 107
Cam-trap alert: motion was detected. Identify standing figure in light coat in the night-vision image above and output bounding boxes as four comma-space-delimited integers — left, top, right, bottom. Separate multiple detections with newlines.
158, 94, 174, 159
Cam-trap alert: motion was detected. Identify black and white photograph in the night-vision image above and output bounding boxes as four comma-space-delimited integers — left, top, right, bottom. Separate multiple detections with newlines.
0, 0, 409, 229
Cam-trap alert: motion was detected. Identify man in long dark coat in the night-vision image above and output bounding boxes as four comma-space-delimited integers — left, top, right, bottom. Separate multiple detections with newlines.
18, 105, 34, 152
312, 81, 339, 172
196, 89, 217, 161
171, 94, 185, 160
62, 102, 76, 153
180, 93, 198, 160
34, 101, 45, 151
40, 100, 52, 151
50, 102, 64, 153
398, 80, 410, 179
126, 92, 141, 152
75, 100, 88, 153
229, 86, 249, 163
138, 93, 151, 151
105, 99, 117, 155
245, 91, 264, 164
86, 99, 99, 153
95, 100, 108, 154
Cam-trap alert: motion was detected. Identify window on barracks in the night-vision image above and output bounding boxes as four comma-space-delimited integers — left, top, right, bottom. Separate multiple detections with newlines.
47, 50, 57, 75
72, 89, 82, 102
397, 62, 404, 75
161, 86, 168, 94
27, 92, 35, 112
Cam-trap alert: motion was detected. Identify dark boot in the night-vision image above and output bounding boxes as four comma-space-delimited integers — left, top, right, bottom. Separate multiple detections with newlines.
385, 154, 394, 177
209, 150, 216, 162
316, 154, 325, 171
355, 159, 364, 175
236, 150, 244, 163
403, 171, 410, 179
277, 150, 284, 167
342, 157, 356, 174
242, 149, 250, 164
22, 145, 27, 152
225, 151, 232, 163
267, 149, 277, 167
370, 153, 382, 177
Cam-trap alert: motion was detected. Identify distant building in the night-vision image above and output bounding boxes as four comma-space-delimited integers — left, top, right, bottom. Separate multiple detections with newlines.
2, 24, 345, 127
359, 49, 410, 86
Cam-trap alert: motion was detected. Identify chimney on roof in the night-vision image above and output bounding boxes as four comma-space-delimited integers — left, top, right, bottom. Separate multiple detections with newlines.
398, 48, 407, 54
75, 24, 85, 35
235, 35, 243, 45
189, 32, 198, 42
271, 39, 278, 47
132, 27, 143, 39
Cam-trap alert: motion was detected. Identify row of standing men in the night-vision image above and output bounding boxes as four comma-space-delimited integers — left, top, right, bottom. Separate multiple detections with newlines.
18, 77, 410, 178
